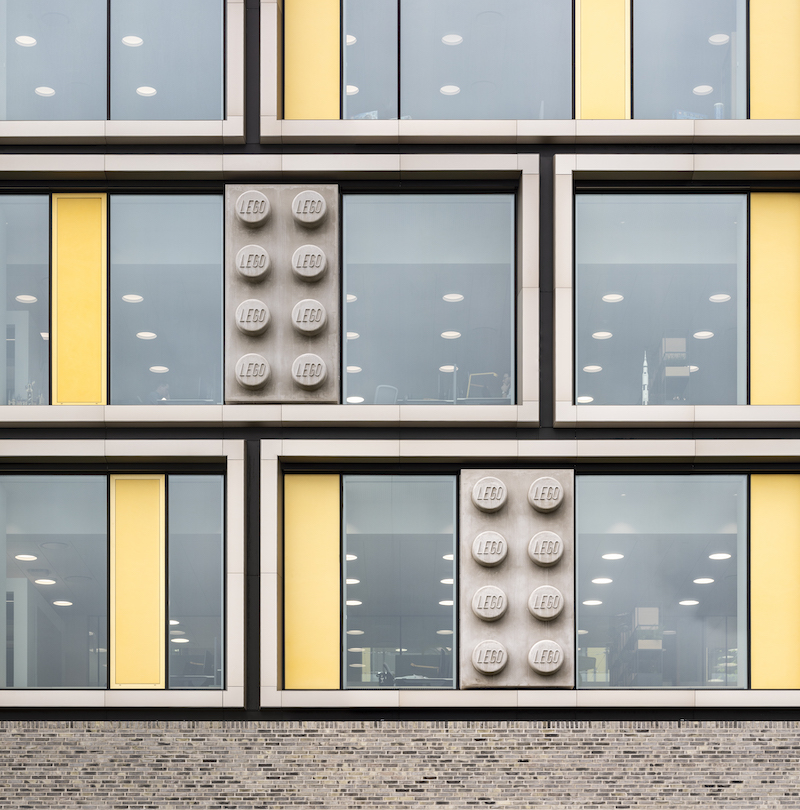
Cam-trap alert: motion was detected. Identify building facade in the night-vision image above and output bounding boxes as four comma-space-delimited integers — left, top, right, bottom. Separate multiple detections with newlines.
2, 0, 800, 805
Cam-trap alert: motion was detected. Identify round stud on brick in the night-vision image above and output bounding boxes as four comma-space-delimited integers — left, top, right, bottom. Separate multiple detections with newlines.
471, 530, 508, 567
471, 640, 508, 675
471, 476, 507, 513
235, 353, 270, 389
528, 640, 564, 675
235, 245, 271, 281
291, 245, 327, 281
235, 299, 270, 336
528, 530, 564, 568
471, 585, 508, 622
235, 190, 270, 226
291, 299, 327, 335
528, 476, 564, 513
527, 585, 565, 622
291, 353, 327, 390
291, 190, 327, 227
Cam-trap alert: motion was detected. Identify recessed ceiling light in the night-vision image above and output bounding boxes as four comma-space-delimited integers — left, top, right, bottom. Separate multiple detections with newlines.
347, 647, 364, 653
122, 35, 143, 46
122, 294, 143, 303
592, 578, 612, 585
582, 600, 602, 606
394, 648, 408, 653
169, 620, 180, 625
436, 629, 454, 635
442, 34, 463, 45
592, 331, 612, 339
443, 293, 464, 302
136, 331, 156, 340
693, 85, 713, 96
709, 293, 731, 303
577, 396, 594, 403
346, 294, 357, 303
346, 629, 364, 635
346, 366, 362, 373
346, 34, 357, 46
347, 331, 359, 340
443, 554, 454, 561
149, 365, 169, 373
34, 579, 56, 585
578, 630, 588, 635
15, 294, 36, 303
694, 578, 714, 584
693, 331, 714, 339
440, 85, 460, 95
173, 638, 190, 643
346, 85, 359, 95
602, 553, 624, 560
169, 629, 185, 636
346, 600, 362, 606
349, 663, 365, 668
583, 365, 602, 373
53, 601, 72, 607
136, 86, 157, 96
663, 630, 677, 635
35, 86, 55, 97
679, 600, 699, 606
345, 578, 360, 585
441, 330, 461, 339
602, 293, 624, 303
346, 554, 357, 561
15, 554, 37, 561
689, 365, 699, 372
15, 35, 36, 47
40, 332, 49, 341
346, 396, 364, 404
439, 600, 454, 606
441, 578, 454, 585
41, 542, 67, 549
439, 365, 456, 372
709, 33, 730, 45
709, 553, 731, 560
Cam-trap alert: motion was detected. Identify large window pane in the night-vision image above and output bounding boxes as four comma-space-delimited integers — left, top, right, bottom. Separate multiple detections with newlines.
633, 0, 746, 120
0, 197, 49, 405
401, 0, 572, 120
110, 195, 223, 405
2, 476, 107, 688
168, 475, 224, 689
575, 194, 747, 406
577, 475, 747, 689
344, 194, 515, 406
343, 475, 456, 689
0, 0, 106, 120
110, 0, 223, 121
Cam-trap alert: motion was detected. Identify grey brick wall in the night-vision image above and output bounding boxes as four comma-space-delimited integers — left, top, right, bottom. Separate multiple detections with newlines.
1, 720, 799, 807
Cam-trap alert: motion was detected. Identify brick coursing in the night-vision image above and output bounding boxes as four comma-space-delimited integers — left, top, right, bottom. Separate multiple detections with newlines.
0, 720, 798, 807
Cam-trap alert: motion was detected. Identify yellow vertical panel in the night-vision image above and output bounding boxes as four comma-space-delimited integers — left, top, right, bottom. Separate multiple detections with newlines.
110, 475, 166, 689
751, 194, 800, 404
750, 0, 800, 119
751, 475, 800, 688
284, 0, 340, 119
52, 194, 107, 405
284, 474, 340, 689
576, 0, 630, 120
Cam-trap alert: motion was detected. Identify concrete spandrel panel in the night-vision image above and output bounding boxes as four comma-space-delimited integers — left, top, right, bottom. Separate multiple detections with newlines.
225, 184, 340, 403
459, 469, 575, 689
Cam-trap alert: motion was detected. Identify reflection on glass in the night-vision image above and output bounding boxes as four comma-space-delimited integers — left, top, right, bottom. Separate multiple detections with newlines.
401, 0, 572, 120
0, 197, 49, 405
575, 194, 746, 406
633, 0, 746, 120
343, 475, 456, 689
1, 0, 107, 120
576, 475, 747, 689
343, 0, 397, 120
168, 475, 224, 689
110, 195, 223, 405
110, 0, 223, 120
343, 195, 514, 405
2, 476, 107, 688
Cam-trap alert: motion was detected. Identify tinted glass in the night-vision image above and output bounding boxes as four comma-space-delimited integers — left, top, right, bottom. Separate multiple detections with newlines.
110, 0, 223, 121
0, 196, 49, 405
168, 475, 224, 689
575, 194, 747, 406
110, 195, 223, 406
343, 0, 397, 120
577, 475, 747, 688
343, 475, 456, 689
2, 476, 107, 688
0, 0, 106, 120
401, 0, 572, 120
343, 195, 515, 406
633, 0, 746, 120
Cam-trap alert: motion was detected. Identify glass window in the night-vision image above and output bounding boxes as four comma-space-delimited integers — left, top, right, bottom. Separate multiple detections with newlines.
168, 475, 224, 689
343, 194, 515, 406
343, 0, 572, 120
110, 0, 224, 121
633, 0, 747, 120
0, 197, 49, 405
576, 475, 747, 689
343, 475, 456, 688
0, 0, 107, 121
575, 194, 747, 406
110, 195, 223, 406
3, 476, 108, 688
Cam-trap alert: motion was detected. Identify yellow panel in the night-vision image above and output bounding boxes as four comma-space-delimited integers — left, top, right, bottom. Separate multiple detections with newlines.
110, 475, 165, 689
750, 0, 800, 119
52, 194, 107, 405
751, 475, 800, 688
751, 194, 800, 404
284, 474, 340, 689
284, 0, 340, 119
576, 0, 630, 120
